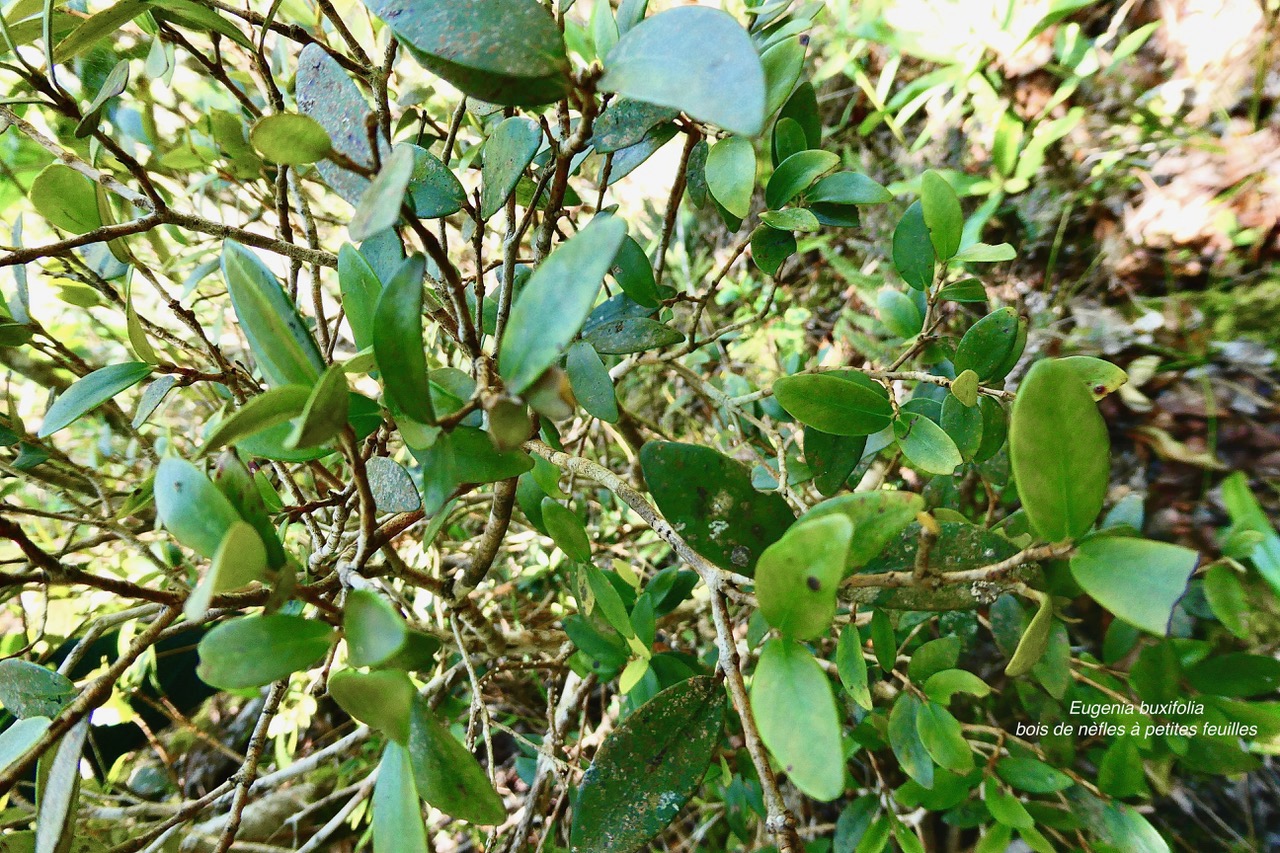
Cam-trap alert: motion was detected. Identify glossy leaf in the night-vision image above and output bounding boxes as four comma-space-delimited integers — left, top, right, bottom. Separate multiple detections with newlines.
571, 676, 726, 853
338, 244, 383, 351
954, 307, 1022, 382
0, 661, 74, 719
594, 98, 679, 153
704, 136, 755, 219
29, 164, 102, 234
836, 623, 872, 710
751, 223, 796, 276
350, 145, 415, 241
583, 316, 684, 354
201, 385, 310, 454
759, 207, 820, 232
923, 669, 991, 705
250, 113, 331, 165
542, 498, 591, 562
565, 341, 618, 423
756, 515, 852, 640
765, 150, 838, 209
600, 6, 766, 137
1009, 358, 1109, 541
1005, 593, 1054, 677
287, 364, 349, 449
888, 692, 933, 788
0, 717, 50, 773
801, 491, 924, 571
38, 361, 151, 437
609, 235, 660, 308
499, 215, 627, 393
940, 394, 983, 461
407, 144, 466, 218
773, 372, 892, 436
916, 701, 973, 773
154, 457, 244, 559
449, 426, 534, 482
330, 668, 416, 743
877, 288, 923, 338
196, 614, 335, 689
363, 0, 569, 107
892, 201, 934, 290
752, 638, 844, 801
34, 718, 87, 853
920, 170, 962, 260
346, 588, 409, 668
761, 35, 805, 118
804, 427, 865, 496
222, 240, 325, 388
373, 742, 430, 853
639, 441, 794, 574
1056, 355, 1129, 400
480, 117, 541, 219
406, 694, 506, 823
895, 412, 962, 476
808, 172, 893, 205
953, 242, 1016, 263
1070, 537, 1198, 635
373, 255, 434, 424
184, 520, 268, 620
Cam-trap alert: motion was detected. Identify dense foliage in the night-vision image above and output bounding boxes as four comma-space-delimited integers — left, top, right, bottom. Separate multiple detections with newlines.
0, 0, 1277, 851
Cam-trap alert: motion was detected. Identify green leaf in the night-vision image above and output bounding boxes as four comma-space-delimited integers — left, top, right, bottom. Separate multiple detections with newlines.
760, 35, 805, 118
907, 636, 960, 683
448, 426, 534, 482
196, 614, 335, 689
571, 676, 726, 853
0, 717, 51, 773
407, 144, 466, 219
184, 520, 268, 620
954, 307, 1022, 382
870, 609, 897, 673
329, 668, 415, 743
1056, 355, 1129, 400
1204, 563, 1249, 639
380, 630, 443, 673
373, 255, 434, 424
1005, 594, 1054, 677
499, 215, 627, 393
201, 386, 311, 455
297, 44, 386, 204
759, 207, 820, 232
0, 661, 74, 719
888, 692, 933, 788
1221, 472, 1280, 594
565, 341, 618, 423
249, 113, 331, 165
287, 364, 349, 449
542, 498, 591, 562
953, 242, 1016, 263
583, 316, 684, 354
29, 164, 102, 235
950, 369, 979, 408
338, 245, 383, 351
915, 701, 973, 773
895, 411, 962, 476
350, 145, 415, 241
996, 757, 1073, 794
74, 57, 128, 138
752, 638, 844, 801
892, 201, 934, 290
1070, 537, 1198, 635
609, 235, 661, 308
600, 6, 766, 137
773, 372, 892, 436
750, 223, 796, 276
365, 456, 422, 513
804, 427, 865, 497
51, 0, 148, 61
704, 136, 755, 219
923, 668, 991, 705
594, 98, 679, 154
920, 170, 962, 260
765, 150, 838, 209
480, 117, 542, 219
373, 742, 430, 853
37, 361, 150, 437
836, 623, 872, 710
584, 564, 635, 639
984, 777, 1034, 829
940, 394, 983, 462
975, 396, 1008, 463
755, 514, 852, 640
222, 240, 325, 388
639, 441, 794, 574
154, 457, 244, 559
937, 278, 988, 302
808, 172, 893, 205
801, 491, 924, 571
406, 694, 506, 823
34, 717, 87, 853
346, 589, 409, 668
363, 0, 568, 107
1186, 652, 1280, 697
1009, 359, 1109, 541
877, 288, 923, 338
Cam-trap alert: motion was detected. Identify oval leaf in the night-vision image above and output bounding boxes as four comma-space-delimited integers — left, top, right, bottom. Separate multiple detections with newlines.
406, 693, 506, 824
196, 614, 335, 689
756, 515, 852, 640
345, 588, 409, 668
752, 638, 844, 801
154, 457, 244, 559
373, 255, 435, 424
38, 361, 151, 437
1070, 537, 1198, 636
773, 372, 893, 437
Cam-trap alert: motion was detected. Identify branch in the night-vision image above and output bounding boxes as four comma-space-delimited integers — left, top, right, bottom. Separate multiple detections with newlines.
522, 440, 803, 850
